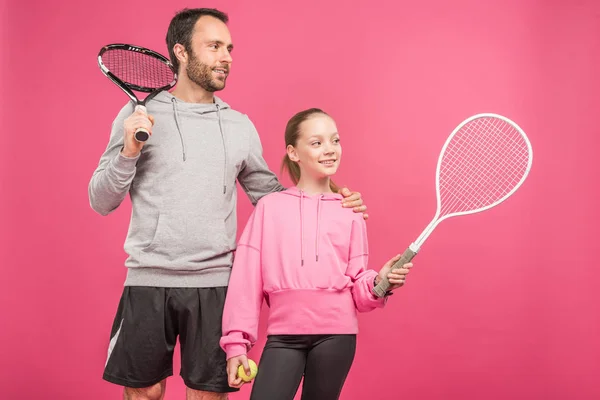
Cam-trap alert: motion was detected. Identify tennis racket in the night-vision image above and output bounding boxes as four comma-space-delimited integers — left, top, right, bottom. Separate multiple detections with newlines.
373, 113, 533, 298
98, 43, 177, 142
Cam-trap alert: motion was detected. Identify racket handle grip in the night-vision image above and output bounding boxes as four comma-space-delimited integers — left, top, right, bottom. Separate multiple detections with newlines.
135, 128, 150, 142
372, 246, 417, 298
134, 105, 150, 142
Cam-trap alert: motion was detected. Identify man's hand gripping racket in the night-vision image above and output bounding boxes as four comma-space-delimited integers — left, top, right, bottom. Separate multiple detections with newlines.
373, 113, 533, 298
98, 44, 177, 142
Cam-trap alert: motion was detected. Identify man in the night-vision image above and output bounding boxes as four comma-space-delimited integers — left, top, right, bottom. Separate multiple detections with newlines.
89, 8, 367, 400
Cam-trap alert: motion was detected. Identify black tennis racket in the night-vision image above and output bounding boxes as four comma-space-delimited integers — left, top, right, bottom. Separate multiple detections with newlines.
98, 44, 177, 142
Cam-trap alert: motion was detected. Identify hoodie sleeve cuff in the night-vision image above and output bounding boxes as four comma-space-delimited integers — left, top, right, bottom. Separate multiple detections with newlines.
365, 270, 387, 307
112, 150, 140, 174
224, 344, 248, 360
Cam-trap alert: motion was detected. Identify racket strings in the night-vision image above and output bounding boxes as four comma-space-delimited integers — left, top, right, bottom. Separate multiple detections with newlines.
440, 120, 528, 211
443, 122, 524, 199
438, 117, 530, 216
441, 129, 526, 212
102, 49, 174, 89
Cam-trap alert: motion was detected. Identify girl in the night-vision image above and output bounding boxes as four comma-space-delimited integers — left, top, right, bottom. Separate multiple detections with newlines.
220, 108, 412, 400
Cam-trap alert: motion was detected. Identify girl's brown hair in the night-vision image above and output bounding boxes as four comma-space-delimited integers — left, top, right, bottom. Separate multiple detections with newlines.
280, 108, 340, 193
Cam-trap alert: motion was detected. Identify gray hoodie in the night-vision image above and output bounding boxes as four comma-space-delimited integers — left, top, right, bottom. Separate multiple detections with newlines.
89, 91, 284, 288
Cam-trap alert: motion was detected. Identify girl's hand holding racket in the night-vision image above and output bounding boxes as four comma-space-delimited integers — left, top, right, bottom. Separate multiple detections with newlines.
121, 107, 155, 158
376, 254, 413, 293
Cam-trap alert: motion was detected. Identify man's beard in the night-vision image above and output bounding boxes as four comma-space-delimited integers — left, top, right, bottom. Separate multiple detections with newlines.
186, 51, 228, 92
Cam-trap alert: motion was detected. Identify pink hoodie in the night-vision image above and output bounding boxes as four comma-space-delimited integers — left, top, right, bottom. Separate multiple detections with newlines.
220, 187, 385, 360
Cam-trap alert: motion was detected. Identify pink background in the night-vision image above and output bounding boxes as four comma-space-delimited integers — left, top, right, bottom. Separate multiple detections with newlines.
2, 0, 599, 399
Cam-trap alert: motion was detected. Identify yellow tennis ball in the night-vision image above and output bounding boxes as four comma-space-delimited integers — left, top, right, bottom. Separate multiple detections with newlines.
237, 359, 258, 382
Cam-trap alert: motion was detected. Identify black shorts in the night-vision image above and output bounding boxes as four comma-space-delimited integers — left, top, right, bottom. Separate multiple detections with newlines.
102, 286, 237, 393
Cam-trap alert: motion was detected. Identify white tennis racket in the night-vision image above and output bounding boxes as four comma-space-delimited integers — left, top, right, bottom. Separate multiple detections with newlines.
373, 113, 533, 298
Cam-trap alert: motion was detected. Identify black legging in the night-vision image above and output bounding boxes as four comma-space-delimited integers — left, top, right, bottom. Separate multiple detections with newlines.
250, 334, 357, 400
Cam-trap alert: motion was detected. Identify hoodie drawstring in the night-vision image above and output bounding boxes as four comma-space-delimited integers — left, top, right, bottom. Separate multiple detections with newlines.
316, 195, 323, 262
171, 98, 187, 162
216, 104, 227, 194
299, 191, 324, 265
300, 191, 305, 266
171, 98, 228, 195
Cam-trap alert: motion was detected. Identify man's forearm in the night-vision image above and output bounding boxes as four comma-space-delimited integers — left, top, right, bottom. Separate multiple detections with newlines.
88, 151, 139, 216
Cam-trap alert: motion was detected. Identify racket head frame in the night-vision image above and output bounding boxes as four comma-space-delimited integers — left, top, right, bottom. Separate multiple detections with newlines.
372, 113, 533, 298
414, 113, 533, 249
97, 43, 178, 106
